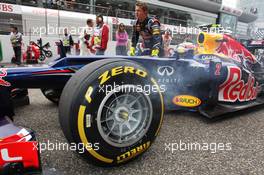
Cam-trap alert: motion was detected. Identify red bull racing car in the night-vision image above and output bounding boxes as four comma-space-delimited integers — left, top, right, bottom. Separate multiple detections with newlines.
0, 32, 264, 174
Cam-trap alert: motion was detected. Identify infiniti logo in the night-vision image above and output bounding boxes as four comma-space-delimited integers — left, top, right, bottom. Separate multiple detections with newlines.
157, 66, 174, 76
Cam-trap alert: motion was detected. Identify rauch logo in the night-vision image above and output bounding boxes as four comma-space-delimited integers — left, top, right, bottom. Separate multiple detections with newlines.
173, 95, 201, 107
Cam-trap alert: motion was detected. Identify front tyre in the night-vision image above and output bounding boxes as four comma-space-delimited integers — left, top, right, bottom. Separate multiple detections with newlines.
59, 59, 164, 167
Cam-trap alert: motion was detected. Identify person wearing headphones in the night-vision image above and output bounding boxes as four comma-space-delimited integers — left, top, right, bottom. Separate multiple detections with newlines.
91, 14, 109, 55
130, 1, 163, 57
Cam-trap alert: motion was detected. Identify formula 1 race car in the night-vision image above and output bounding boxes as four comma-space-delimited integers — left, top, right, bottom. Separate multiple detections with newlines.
0, 32, 264, 174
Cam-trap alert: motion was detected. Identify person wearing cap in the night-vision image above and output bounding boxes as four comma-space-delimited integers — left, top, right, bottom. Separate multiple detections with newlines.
91, 14, 109, 55
130, 1, 163, 57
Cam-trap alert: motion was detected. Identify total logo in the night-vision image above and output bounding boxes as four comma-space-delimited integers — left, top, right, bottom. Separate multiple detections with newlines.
157, 66, 174, 76
219, 66, 261, 102
0, 68, 11, 87
1, 148, 22, 162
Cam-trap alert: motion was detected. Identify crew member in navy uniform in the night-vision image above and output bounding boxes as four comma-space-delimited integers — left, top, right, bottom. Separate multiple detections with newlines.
10, 26, 22, 65
130, 1, 163, 57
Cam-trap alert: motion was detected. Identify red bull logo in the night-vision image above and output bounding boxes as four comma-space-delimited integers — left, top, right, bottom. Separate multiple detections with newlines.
197, 33, 256, 64
219, 66, 261, 102
0, 68, 11, 87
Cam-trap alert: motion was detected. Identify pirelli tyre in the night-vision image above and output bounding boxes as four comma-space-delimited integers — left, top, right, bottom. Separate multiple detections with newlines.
59, 59, 164, 167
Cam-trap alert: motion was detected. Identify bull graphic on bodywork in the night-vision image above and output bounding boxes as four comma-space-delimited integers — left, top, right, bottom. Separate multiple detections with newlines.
0, 68, 11, 87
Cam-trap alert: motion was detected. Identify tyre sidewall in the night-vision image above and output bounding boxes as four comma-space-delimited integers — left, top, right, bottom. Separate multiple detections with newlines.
64, 61, 163, 166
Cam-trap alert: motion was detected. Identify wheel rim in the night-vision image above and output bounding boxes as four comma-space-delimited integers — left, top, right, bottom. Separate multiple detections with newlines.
97, 85, 153, 147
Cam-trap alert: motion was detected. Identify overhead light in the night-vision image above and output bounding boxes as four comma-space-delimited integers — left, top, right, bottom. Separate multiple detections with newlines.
118, 4, 122, 6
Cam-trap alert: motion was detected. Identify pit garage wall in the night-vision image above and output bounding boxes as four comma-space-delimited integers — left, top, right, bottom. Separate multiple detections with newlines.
0, 35, 117, 63
0, 3, 123, 63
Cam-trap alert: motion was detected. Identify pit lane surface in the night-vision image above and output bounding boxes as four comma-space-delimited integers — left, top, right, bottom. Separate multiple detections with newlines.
15, 89, 264, 175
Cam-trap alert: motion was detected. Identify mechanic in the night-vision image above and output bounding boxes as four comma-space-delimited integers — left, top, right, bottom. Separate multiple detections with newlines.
62, 28, 74, 55
10, 26, 22, 65
91, 14, 109, 55
130, 1, 163, 57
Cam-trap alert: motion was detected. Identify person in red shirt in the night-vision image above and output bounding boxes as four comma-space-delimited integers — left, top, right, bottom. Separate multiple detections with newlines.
91, 14, 109, 55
